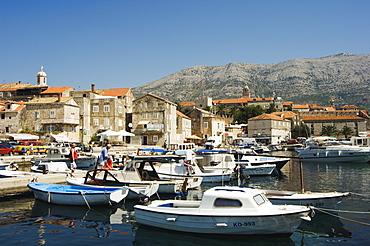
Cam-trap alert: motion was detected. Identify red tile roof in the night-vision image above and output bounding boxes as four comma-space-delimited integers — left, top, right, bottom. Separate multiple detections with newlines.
213, 97, 273, 104
249, 113, 286, 121
179, 102, 195, 107
40, 86, 73, 94
176, 110, 191, 119
293, 105, 310, 109
300, 115, 364, 121
103, 88, 130, 97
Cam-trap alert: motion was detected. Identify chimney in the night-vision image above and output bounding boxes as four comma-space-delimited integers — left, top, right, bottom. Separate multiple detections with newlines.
91, 84, 95, 92
57, 93, 61, 102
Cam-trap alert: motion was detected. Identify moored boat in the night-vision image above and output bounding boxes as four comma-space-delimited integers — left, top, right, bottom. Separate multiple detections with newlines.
134, 186, 312, 236
262, 189, 350, 213
27, 182, 124, 206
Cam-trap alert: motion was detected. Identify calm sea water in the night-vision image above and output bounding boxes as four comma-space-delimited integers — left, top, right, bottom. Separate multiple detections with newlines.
1, 152, 370, 246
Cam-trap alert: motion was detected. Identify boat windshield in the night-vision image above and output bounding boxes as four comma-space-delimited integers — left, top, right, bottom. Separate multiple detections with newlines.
214, 198, 242, 207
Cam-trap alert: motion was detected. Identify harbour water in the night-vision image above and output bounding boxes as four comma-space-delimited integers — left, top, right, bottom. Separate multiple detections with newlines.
1, 152, 370, 246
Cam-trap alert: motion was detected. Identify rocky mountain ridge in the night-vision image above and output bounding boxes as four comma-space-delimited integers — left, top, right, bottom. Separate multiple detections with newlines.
132, 53, 370, 110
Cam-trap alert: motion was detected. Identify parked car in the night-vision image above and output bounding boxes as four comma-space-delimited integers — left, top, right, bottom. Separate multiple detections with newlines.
14, 141, 48, 155
0, 144, 14, 156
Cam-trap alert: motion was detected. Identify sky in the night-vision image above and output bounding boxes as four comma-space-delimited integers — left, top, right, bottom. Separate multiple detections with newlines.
1, 0, 369, 91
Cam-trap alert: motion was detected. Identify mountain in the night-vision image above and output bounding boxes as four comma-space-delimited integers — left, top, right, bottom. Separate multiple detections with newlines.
132, 53, 370, 110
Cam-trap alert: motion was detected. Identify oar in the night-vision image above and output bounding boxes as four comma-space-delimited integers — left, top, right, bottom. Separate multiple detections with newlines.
110, 187, 129, 203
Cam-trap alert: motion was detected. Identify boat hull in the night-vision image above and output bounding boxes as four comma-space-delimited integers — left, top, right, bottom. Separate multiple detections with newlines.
266, 192, 350, 213
134, 209, 308, 235
296, 147, 370, 163
28, 182, 120, 205
239, 164, 276, 176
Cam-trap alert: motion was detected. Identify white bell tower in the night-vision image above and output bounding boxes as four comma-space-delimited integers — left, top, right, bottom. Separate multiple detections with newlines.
36, 66, 47, 86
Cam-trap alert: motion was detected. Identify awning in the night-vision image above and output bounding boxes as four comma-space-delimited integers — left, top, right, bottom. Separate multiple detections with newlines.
51, 134, 70, 143
138, 121, 150, 125
6, 134, 39, 140
186, 135, 203, 140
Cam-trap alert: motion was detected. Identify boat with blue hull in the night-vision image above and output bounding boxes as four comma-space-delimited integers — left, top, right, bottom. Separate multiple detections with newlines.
28, 182, 124, 206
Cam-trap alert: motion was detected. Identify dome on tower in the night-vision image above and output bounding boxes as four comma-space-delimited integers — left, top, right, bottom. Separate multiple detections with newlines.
36, 66, 47, 77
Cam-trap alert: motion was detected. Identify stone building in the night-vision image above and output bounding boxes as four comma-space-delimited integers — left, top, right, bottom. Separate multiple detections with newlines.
176, 110, 192, 142
72, 84, 135, 144
187, 107, 225, 140
0, 101, 25, 137
248, 113, 291, 144
131, 93, 177, 146
299, 110, 369, 137
22, 96, 80, 141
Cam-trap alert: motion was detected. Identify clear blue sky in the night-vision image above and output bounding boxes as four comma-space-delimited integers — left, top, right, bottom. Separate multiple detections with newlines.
1, 0, 369, 90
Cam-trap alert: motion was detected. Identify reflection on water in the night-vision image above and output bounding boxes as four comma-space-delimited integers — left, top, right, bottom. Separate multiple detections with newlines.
133, 225, 295, 246
1, 155, 370, 245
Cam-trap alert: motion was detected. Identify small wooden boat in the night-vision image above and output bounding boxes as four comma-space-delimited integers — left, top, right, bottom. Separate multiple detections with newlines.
28, 182, 125, 206
134, 186, 312, 236
262, 189, 350, 213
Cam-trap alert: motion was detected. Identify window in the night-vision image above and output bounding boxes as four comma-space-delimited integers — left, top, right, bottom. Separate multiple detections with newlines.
142, 113, 147, 119
93, 106, 99, 112
142, 102, 147, 108
93, 119, 99, 126
104, 105, 110, 112
204, 122, 208, 129
214, 198, 242, 207
50, 110, 55, 118
118, 119, 123, 127
118, 106, 123, 113
153, 101, 158, 107
7, 92, 11, 97
35, 111, 40, 119
253, 194, 266, 205
153, 112, 158, 119
0, 92, 2, 97
153, 135, 158, 142
104, 119, 109, 127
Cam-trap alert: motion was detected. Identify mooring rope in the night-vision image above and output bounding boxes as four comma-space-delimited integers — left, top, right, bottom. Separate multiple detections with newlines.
314, 207, 370, 227
80, 191, 91, 209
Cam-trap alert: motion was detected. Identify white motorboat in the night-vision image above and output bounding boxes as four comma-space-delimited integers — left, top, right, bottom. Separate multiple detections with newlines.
30, 161, 71, 173
130, 155, 203, 189
236, 162, 276, 176
295, 140, 370, 162
28, 182, 125, 206
234, 155, 290, 170
66, 167, 188, 195
32, 147, 97, 169
134, 186, 312, 236
262, 189, 350, 214
150, 154, 231, 183
66, 176, 159, 202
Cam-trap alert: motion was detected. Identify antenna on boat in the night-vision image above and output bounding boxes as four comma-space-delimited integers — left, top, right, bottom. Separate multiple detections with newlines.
299, 159, 305, 193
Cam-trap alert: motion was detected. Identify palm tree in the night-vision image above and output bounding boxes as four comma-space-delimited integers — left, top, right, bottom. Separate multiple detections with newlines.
341, 126, 353, 138
321, 125, 338, 136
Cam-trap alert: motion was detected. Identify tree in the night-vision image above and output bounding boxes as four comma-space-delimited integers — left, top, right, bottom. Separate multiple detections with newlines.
175, 102, 191, 115
214, 104, 228, 117
341, 126, 353, 138
291, 123, 310, 139
233, 105, 265, 124
321, 125, 338, 136
265, 103, 278, 114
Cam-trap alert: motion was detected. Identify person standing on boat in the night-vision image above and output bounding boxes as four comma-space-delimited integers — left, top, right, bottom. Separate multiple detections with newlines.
98, 144, 112, 168
69, 144, 78, 171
